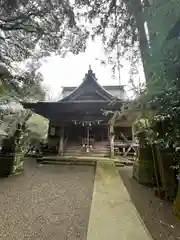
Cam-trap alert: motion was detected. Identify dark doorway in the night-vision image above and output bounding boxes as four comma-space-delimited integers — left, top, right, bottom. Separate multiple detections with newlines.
65, 124, 108, 142
89, 125, 108, 141
65, 124, 86, 141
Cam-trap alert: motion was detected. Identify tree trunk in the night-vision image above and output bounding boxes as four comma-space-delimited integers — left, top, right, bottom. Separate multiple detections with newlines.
173, 178, 180, 219
126, 0, 150, 82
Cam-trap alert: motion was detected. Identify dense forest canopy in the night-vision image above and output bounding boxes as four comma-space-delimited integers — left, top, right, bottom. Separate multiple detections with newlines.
0, 0, 90, 101
0, 0, 148, 85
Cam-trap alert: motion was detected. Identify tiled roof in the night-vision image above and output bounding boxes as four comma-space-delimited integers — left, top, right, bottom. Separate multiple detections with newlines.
62, 85, 124, 92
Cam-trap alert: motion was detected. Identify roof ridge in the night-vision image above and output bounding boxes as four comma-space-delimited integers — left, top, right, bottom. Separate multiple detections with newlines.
62, 85, 124, 90
60, 67, 115, 102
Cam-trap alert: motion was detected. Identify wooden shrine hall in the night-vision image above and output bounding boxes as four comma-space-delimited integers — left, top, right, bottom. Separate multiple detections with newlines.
22, 67, 134, 157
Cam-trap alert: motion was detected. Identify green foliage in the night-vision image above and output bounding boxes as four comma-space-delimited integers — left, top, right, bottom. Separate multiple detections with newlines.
0, 0, 90, 102
26, 114, 49, 150
74, 0, 144, 77
2, 112, 48, 155
0, 0, 88, 67
133, 4, 180, 173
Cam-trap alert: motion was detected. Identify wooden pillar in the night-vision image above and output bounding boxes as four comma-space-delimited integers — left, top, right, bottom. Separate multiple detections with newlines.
109, 122, 115, 158
59, 127, 64, 156
132, 123, 135, 141
86, 125, 90, 152
108, 124, 110, 141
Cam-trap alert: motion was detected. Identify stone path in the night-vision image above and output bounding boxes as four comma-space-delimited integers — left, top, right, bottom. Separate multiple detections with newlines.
87, 161, 153, 240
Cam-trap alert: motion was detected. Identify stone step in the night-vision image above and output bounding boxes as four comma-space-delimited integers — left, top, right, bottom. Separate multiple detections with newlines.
64, 153, 109, 157
42, 160, 125, 167
42, 160, 96, 166
65, 146, 81, 149
66, 143, 109, 147
66, 145, 109, 148
39, 156, 125, 167
64, 142, 110, 157
65, 147, 109, 151
64, 149, 109, 153
65, 149, 109, 153
65, 147, 109, 150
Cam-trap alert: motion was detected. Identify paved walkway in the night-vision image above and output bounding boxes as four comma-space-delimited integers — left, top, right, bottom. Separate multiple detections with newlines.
87, 161, 153, 240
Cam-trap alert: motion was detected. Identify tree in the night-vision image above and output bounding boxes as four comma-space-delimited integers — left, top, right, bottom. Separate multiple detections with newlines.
0, 0, 89, 101
74, 0, 150, 82
0, 0, 89, 67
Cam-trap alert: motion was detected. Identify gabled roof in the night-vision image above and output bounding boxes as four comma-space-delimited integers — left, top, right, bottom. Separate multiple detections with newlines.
62, 85, 124, 92
60, 67, 117, 102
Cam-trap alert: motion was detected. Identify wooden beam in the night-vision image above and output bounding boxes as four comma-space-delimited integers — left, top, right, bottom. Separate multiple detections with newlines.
109, 123, 115, 158
58, 127, 64, 156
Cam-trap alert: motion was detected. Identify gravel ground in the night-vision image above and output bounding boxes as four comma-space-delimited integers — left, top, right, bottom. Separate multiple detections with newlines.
0, 159, 95, 240
118, 166, 180, 240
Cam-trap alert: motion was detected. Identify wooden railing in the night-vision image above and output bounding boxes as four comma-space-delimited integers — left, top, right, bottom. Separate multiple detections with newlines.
114, 140, 139, 157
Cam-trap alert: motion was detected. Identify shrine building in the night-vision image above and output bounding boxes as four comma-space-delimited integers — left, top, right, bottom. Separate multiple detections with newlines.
22, 67, 133, 157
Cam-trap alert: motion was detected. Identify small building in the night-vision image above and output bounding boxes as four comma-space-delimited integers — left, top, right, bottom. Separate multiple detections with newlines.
22, 67, 133, 157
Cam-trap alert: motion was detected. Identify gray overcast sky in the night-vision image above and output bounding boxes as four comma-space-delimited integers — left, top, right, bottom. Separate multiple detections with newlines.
39, 37, 145, 99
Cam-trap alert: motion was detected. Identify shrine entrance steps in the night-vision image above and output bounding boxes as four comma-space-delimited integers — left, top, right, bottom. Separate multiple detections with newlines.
39, 156, 125, 167
63, 141, 110, 158
39, 141, 132, 166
